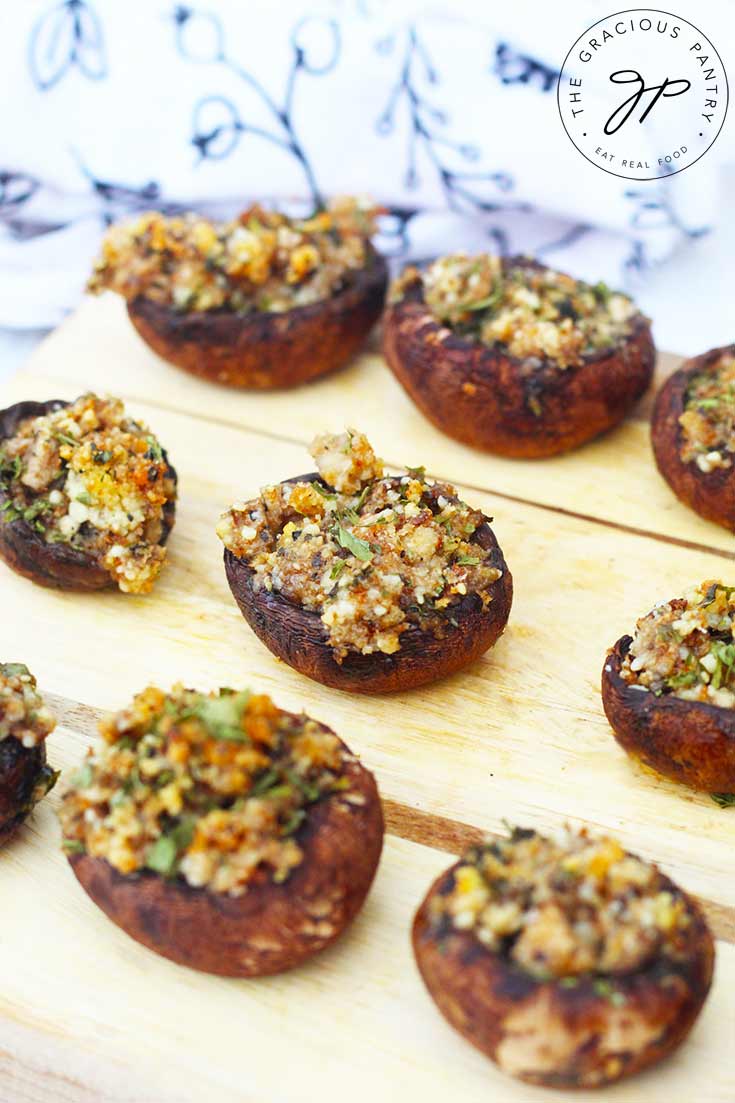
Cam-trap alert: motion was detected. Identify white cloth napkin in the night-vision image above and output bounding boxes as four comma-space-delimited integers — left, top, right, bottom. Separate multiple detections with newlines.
0, 0, 731, 329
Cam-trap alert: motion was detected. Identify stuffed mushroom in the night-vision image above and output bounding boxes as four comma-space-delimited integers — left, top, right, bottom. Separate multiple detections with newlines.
59, 683, 383, 976
651, 346, 735, 530
413, 826, 714, 1089
88, 198, 387, 389
0, 663, 57, 842
0, 394, 177, 592
217, 429, 513, 693
383, 255, 655, 458
602, 580, 735, 795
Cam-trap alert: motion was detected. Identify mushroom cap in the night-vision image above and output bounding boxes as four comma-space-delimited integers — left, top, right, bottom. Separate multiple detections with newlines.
602, 635, 735, 793
413, 857, 714, 1089
0, 737, 50, 843
67, 739, 383, 976
127, 248, 388, 389
651, 346, 735, 531
223, 474, 513, 694
0, 399, 177, 591
383, 267, 655, 458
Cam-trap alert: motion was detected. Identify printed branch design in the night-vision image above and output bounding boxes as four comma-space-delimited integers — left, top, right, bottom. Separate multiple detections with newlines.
375, 25, 514, 213
28, 0, 107, 91
173, 5, 340, 206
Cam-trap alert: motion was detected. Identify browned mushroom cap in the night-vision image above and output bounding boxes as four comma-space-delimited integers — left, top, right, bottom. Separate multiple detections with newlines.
651, 346, 735, 531
67, 751, 382, 976
223, 475, 512, 694
0, 400, 177, 591
0, 738, 54, 843
383, 268, 655, 459
413, 858, 714, 1090
602, 635, 735, 793
127, 248, 388, 389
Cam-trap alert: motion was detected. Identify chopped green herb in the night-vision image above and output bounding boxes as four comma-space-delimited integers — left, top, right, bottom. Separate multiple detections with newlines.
405, 464, 426, 480
456, 555, 480, 566
71, 763, 93, 789
195, 689, 252, 741
287, 770, 321, 802
54, 431, 78, 447
353, 484, 371, 513
465, 287, 503, 313
330, 559, 346, 580
144, 436, 163, 461
145, 835, 178, 876
313, 481, 337, 501
75, 491, 93, 506
711, 792, 735, 808
251, 768, 280, 796
335, 524, 373, 562
22, 498, 50, 522
592, 978, 622, 1002
62, 839, 85, 854
281, 808, 306, 836
592, 280, 611, 303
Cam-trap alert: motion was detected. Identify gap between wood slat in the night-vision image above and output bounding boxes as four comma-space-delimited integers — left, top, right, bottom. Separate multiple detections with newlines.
44, 691, 735, 946
17, 369, 734, 565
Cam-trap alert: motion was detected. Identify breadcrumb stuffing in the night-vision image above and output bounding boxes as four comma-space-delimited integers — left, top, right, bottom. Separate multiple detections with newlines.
430, 827, 693, 982
88, 197, 380, 315
390, 254, 639, 370
679, 352, 735, 471
0, 394, 176, 593
216, 430, 502, 660
621, 581, 735, 708
0, 663, 55, 748
59, 685, 353, 895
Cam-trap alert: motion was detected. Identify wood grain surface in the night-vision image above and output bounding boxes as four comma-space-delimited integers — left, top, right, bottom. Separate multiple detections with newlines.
0, 294, 733, 1102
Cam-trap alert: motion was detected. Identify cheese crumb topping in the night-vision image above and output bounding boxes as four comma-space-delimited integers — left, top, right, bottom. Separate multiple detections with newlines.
679, 352, 735, 471
0, 394, 176, 593
217, 430, 502, 660
88, 197, 380, 315
430, 827, 693, 981
390, 254, 639, 370
59, 685, 353, 895
621, 580, 735, 708
0, 662, 55, 748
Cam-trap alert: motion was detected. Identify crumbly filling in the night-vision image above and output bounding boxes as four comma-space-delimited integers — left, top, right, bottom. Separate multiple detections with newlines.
679, 353, 735, 472
429, 827, 691, 982
0, 394, 176, 594
390, 254, 638, 370
621, 580, 735, 708
216, 430, 502, 660
88, 197, 379, 315
0, 663, 55, 748
59, 685, 357, 895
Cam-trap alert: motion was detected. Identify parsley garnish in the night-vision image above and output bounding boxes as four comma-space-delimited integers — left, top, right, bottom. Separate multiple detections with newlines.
313, 481, 337, 501
71, 763, 93, 788
195, 689, 252, 742
456, 555, 480, 566
711, 792, 735, 808
335, 524, 373, 561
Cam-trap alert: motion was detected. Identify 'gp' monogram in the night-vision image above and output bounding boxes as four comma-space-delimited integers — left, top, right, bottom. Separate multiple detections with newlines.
603, 70, 691, 134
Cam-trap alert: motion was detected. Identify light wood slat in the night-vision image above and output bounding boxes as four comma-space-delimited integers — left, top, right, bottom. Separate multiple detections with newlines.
1, 371, 733, 918
3, 318, 735, 1101
35, 687, 735, 946
23, 295, 733, 556
2, 747, 734, 1103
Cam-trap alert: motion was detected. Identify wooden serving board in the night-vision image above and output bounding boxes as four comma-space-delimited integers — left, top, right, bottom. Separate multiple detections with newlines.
0, 294, 733, 1102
